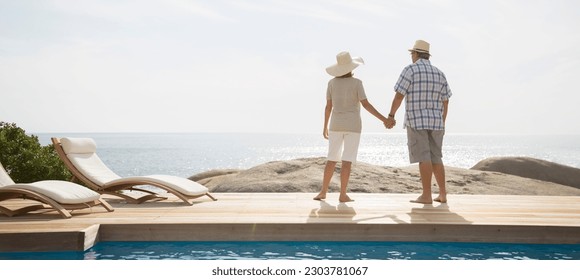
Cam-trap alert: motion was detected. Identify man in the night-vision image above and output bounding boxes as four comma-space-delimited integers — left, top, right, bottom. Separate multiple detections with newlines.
386, 40, 452, 204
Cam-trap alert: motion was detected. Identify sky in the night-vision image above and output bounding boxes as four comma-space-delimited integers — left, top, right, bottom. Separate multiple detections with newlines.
1, 0, 579, 135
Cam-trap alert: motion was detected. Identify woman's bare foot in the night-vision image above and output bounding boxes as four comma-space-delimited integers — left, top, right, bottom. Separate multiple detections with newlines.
434, 196, 447, 203
313, 194, 326, 201
410, 195, 432, 204
339, 195, 354, 203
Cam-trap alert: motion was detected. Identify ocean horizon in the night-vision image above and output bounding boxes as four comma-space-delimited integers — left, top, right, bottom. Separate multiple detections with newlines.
36, 133, 580, 179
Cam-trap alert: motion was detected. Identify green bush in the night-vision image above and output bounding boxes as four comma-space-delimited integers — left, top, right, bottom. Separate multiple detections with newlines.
0, 122, 71, 183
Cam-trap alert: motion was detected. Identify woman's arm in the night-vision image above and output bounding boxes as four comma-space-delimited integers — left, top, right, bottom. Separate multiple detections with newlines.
361, 99, 389, 123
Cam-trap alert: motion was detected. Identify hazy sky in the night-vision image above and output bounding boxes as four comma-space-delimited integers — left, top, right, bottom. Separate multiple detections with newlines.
1, 0, 579, 134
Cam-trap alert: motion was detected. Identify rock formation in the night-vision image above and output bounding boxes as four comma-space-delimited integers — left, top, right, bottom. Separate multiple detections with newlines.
190, 157, 580, 196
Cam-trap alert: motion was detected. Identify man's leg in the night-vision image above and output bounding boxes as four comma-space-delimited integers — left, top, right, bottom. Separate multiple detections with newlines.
411, 161, 433, 204
408, 128, 434, 204
433, 163, 447, 203
430, 130, 447, 203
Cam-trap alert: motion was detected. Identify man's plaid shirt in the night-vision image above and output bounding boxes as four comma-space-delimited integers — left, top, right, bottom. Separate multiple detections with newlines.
394, 59, 452, 130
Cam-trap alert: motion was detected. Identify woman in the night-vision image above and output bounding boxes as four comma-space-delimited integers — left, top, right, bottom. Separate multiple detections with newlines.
314, 51, 391, 202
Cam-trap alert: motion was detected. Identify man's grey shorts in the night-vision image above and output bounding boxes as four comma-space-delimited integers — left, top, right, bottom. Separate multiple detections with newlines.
406, 127, 445, 164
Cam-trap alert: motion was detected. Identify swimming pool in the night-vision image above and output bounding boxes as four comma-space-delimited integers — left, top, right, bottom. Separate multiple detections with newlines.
1, 241, 579, 260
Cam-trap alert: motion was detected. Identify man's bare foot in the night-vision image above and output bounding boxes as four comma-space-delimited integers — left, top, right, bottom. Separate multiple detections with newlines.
410, 195, 432, 204
434, 196, 447, 203
339, 195, 354, 203
313, 194, 326, 201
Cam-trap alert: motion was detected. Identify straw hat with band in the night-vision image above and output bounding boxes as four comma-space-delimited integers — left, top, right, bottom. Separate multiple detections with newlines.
408, 40, 430, 55
326, 51, 364, 77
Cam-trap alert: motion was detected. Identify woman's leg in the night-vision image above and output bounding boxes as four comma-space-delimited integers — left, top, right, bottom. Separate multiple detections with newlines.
338, 132, 360, 202
314, 161, 337, 200
315, 131, 342, 200
339, 161, 353, 202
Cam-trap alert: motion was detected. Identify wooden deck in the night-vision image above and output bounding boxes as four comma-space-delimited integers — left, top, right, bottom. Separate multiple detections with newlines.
1, 193, 579, 252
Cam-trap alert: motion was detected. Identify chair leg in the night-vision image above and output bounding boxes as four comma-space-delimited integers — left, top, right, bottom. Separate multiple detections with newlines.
100, 190, 167, 204
98, 198, 115, 212
49, 202, 73, 219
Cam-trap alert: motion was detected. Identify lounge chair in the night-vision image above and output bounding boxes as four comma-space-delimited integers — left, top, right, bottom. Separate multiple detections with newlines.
0, 162, 114, 219
52, 137, 217, 205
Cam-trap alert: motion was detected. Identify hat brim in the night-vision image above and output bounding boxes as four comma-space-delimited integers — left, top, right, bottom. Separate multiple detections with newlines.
326, 57, 364, 77
408, 48, 430, 54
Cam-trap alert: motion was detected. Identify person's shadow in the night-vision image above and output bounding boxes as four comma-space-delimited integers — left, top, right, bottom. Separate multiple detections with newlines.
407, 203, 472, 225
307, 201, 471, 225
307, 201, 357, 222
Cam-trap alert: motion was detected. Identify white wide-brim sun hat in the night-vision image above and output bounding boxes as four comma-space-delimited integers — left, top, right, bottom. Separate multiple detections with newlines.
326, 51, 364, 77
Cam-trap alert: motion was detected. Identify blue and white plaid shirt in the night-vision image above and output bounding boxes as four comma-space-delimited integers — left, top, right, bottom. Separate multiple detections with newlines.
394, 59, 452, 130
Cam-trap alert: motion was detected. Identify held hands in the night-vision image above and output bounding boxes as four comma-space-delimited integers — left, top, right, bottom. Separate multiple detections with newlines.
384, 117, 396, 129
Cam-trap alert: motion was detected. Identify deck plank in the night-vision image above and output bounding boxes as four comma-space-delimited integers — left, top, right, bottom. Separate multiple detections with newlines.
1, 193, 579, 252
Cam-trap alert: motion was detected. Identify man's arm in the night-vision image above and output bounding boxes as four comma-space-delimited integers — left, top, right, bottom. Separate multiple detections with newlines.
386, 92, 405, 128
443, 100, 449, 124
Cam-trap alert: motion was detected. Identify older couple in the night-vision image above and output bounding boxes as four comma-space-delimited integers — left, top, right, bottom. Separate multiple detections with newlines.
314, 39, 452, 205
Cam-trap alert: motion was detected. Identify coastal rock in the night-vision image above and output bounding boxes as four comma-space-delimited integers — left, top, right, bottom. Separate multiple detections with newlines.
190, 157, 580, 196
471, 157, 580, 189
189, 169, 242, 182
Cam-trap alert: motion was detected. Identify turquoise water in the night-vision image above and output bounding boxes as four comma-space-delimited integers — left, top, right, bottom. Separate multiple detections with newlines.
1, 241, 579, 260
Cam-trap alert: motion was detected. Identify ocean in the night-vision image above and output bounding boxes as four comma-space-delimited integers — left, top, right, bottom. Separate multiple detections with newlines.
37, 133, 580, 178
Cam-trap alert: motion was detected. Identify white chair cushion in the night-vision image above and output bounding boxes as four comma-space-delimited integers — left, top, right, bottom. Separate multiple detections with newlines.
60, 137, 97, 154
67, 153, 121, 186
107, 175, 208, 196
59, 137, 208, 197
0, 163, 16, 187
6, 181, 101, 204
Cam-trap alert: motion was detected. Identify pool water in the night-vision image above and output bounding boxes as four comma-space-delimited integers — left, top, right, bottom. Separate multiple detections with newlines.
1, 241, 579, 260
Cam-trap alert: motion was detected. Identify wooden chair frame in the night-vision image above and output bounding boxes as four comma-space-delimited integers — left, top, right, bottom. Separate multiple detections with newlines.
0, 188, 114, 219
51, 137, 217, 205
